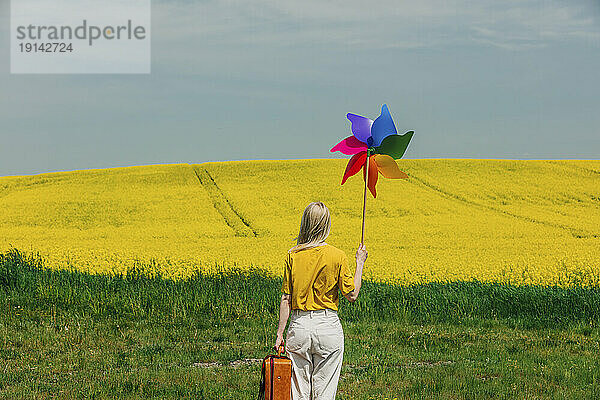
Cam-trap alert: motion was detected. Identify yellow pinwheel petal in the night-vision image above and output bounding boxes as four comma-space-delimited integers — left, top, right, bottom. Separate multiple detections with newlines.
374, 154, 409, 179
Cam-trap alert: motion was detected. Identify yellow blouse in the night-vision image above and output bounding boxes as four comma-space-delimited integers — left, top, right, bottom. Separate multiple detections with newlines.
281, 243, 355, 311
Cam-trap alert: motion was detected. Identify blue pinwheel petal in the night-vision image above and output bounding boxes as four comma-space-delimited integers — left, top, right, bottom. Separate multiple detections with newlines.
346, 113, 373, 144
370, 104, 397, 147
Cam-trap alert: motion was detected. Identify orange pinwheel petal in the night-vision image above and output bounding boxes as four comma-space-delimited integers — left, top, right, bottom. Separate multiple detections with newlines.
362, 155, 379, 198
373, 154, 409, 179
341, 151, 367, 185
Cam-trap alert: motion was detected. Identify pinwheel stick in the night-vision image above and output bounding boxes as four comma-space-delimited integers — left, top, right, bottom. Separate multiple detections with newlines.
360, 149, 371, 245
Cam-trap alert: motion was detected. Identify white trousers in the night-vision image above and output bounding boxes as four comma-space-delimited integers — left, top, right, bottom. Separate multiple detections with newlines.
285, 309, 344, 400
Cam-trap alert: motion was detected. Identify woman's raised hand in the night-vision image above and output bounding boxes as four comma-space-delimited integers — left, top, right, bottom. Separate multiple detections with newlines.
355, 244, 368, 265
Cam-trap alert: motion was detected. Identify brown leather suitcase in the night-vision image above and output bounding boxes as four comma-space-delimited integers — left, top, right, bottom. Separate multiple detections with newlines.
258, 345, 291, 400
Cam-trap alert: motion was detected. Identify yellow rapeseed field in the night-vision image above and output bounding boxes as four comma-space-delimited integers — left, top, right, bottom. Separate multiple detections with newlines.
1, 160, 598, 286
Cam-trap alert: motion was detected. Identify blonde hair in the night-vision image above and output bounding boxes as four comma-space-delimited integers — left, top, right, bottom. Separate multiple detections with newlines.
289, 202, 331, 253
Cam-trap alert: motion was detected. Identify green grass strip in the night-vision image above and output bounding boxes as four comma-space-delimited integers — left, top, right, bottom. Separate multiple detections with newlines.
2, 249, 599, 329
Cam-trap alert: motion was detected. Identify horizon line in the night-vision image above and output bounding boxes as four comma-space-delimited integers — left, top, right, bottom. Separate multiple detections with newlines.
1, 157, 599, 179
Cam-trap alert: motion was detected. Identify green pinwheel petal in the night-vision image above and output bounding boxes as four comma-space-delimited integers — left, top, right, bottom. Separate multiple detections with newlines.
373, 131, 414, 159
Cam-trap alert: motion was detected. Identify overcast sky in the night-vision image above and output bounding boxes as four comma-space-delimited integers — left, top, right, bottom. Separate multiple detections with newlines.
1, 0, 599, 176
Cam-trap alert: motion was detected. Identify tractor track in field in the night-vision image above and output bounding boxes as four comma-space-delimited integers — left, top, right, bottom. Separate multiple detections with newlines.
407, 172, 597, 239
190, 164, 258, 237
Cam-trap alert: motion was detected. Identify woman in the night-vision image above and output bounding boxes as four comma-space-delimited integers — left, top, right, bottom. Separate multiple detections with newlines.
274, 201, 367, 399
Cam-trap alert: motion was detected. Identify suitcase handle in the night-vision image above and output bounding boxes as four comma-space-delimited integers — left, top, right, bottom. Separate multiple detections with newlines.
277, 343, 285, 356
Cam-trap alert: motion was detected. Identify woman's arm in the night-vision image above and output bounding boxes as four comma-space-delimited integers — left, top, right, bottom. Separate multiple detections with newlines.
274, 293, 291, 351
344, 244, 367, 303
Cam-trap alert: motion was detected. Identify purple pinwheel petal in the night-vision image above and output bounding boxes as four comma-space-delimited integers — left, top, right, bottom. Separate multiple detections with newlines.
370, 104, 397, 147
346, 113, 373, 144
330, 136, 368, 155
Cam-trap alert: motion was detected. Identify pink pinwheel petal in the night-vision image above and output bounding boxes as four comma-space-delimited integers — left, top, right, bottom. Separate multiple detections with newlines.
330, 136, 369, 155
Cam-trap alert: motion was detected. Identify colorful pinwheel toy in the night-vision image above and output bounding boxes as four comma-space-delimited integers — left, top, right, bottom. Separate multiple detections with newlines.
330, 104, 414, 243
